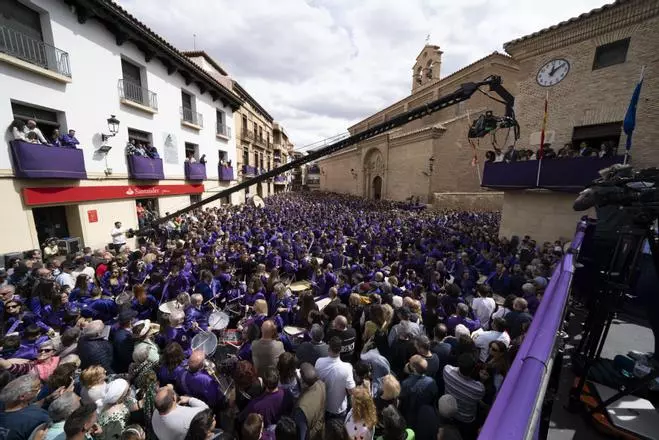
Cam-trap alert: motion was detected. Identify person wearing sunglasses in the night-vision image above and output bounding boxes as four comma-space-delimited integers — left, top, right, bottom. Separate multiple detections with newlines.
0, 340, 60, 382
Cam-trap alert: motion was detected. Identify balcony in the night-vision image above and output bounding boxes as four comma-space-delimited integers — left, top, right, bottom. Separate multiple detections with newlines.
219, 165, 234, 181
242, 129, 255, 142
481, 156, 625, 192
216, 123, 231, 140
127, 155, 164, 180
274, 176, 287, 185
308, 164, 320, 174
254, 135, 266, 147
0, 24, 71, 82
184, 162, 206, 181
242, 164, 257, 177
180, 107, 203, 130
10, 140, 86, 179
118, 79, 158, 114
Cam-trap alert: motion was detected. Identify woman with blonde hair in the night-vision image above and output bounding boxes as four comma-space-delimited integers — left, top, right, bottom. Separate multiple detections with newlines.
375, 374, 401, 413
80, 365, 108, 406
345, 387, 378, 440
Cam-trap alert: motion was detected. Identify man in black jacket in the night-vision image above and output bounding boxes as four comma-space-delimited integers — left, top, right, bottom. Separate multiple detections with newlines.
111, 309, 136, 373
78, 320, 114, 373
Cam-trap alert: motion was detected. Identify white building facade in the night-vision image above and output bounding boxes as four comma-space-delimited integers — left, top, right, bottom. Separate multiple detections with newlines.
0, 0, 243, 255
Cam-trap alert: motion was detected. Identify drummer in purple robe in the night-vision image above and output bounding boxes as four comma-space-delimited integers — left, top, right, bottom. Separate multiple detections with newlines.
158, 309, 194, 356
80, 287, 118, 324
163, 266, 190, 301
184, 294, 209, 331
131, 285, 157, 321
176, 350, 226, 411
194, 270, 214, 303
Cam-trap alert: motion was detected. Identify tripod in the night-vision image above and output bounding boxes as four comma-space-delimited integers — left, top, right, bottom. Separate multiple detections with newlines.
571, 209, 659, 415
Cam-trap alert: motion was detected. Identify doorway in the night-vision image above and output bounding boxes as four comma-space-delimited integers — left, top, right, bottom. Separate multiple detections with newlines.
372, 176, 382, 200
257, 182, 263, 198
33, 206, 69, 247
136, 198, 158, 228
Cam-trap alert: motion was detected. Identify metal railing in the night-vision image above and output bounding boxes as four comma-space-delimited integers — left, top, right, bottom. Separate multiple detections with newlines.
242, 129, 255, 141
216, 123, 231, 138
118, 79, 158, 110
180, 107, 203, 127
0, 24, 71, 76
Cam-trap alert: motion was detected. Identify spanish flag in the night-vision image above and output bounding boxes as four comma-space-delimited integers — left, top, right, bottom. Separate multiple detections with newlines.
538, 91, 549, 159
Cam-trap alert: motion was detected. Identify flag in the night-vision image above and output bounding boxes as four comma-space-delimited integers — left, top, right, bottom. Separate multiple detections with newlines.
538, 91, 549, 159
623, 67, 645, 151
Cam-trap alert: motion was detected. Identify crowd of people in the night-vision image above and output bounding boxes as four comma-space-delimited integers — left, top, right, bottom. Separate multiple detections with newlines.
0, 193, 567, 440
486, 140, 619, 163
126, 140, 159, 159
9, 119, 80, 148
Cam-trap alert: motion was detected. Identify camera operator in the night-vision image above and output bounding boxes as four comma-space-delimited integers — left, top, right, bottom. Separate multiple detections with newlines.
110, 221, 128, 252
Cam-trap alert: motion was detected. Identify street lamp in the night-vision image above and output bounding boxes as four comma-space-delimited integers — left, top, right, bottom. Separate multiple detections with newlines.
101, 115, 120, 142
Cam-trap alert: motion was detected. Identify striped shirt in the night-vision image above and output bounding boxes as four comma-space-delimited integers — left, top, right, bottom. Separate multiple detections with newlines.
443, 365, 485, 423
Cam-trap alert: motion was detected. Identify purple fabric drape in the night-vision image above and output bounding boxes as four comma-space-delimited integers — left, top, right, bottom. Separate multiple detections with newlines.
184, 162, 206, 181
478, 223, 586, 440
482, 156, 624, 192
242, 164, 256, 176
127, 155, 164, 180
219, 166, 234, 181
10, 140, 87, 179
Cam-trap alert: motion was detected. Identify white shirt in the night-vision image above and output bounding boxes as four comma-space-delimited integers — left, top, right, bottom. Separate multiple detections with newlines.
55, 272, 75, 289
472, 297, 496, 329
111, 227, 127, 244
491, 306, 511, 321
471, 329, 511, 362
151, 398, 208, 440
72, 266, 95, 280
24, 126, 48, 144
315, 355, 356, 415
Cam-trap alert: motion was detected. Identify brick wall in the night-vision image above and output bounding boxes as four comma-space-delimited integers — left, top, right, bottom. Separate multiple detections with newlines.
433, 192, 504, 211
511, 15, 659, 168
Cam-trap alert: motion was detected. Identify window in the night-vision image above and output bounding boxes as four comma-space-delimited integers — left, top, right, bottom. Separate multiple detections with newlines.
571, 122, 622, 156
128, 128, 152, 147
216, 110, 225, 126
12, 101, 61, 140
593, 38, 630, 70
243, 148, 249, 165
219, 150, 228, 163
242, 115, 248, 131
259, 126, 263, 141
184, 142, 199, 160
181, 91, 193, 110
254, 151, 259, 168
260, 154, 264, 170
253, 122, 258, 136
0, 0, 43, 41
121, 59, 144, 103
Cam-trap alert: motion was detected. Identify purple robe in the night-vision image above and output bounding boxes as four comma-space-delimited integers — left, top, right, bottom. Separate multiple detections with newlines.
177, 369, 224, 410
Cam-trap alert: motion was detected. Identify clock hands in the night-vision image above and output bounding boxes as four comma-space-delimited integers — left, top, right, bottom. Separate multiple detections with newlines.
550, 62, 566, 76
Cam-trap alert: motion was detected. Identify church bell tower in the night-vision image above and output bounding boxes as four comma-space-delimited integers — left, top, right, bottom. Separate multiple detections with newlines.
412, 44, 442, 92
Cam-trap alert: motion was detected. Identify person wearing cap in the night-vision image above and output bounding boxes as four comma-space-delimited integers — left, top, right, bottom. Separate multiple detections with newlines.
111, 309, 137, 374
132, 320, 161, 363
78, 320, 114, 373
97, 378, 138, 438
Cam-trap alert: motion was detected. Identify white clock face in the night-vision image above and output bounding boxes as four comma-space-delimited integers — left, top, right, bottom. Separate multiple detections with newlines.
536, 59, 570, 87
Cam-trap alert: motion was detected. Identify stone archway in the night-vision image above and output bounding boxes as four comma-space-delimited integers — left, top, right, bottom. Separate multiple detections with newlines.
362, 148, 385, 199
372, 176, 382, 200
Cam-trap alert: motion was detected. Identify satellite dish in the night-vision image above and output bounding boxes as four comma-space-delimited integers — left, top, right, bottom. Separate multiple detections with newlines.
248, 195, 265, 209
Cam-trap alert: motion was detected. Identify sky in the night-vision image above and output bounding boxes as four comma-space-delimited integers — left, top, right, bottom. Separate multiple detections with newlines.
116, 0, 609, 149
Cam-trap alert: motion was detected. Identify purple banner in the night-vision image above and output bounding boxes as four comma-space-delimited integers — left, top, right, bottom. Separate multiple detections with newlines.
242, 164, 256, 176
482, 156, 624, 192
10, 140, 87, 179
478, 223, 586, 440
219, 166, 234, 181
184, 162, 206, 181
127, 155, 164, 180
274, 176, 286, 183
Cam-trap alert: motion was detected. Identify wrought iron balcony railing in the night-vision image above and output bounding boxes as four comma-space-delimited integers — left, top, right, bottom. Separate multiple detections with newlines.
0, 24, 71, 76
118, 79, 158, 110
181, 107, 203, 127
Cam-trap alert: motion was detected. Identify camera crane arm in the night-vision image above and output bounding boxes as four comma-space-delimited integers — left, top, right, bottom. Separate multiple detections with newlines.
145, 75, 515, 230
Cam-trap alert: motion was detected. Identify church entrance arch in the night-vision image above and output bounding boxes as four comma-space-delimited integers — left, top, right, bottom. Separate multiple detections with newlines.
362, 148, 385, 199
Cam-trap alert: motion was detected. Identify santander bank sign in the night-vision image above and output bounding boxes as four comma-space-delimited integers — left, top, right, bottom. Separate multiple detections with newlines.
23, 184, 203, 206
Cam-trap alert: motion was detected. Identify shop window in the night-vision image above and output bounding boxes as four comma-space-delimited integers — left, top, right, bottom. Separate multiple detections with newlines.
593, 38, 630, 70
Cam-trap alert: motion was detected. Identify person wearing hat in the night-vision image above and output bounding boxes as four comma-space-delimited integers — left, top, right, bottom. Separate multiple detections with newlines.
97, 378, 138, 438
78, 320, 114, 373
111, 309, 137, 374
132, 320, 161, 363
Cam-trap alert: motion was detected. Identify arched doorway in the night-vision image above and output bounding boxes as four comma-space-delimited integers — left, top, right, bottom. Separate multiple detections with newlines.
372, 176, 382, 200
257, 182, 263, 198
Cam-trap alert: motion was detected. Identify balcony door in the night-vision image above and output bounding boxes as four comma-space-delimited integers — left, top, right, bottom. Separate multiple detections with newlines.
372, 176, 382, 200
122, 59, 143, 103
0, 0, 47, 68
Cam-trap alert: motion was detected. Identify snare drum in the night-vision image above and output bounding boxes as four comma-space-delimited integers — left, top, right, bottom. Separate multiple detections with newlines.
289, 280, 312, 293
314, 297, 331, 312
283, 326, 306, 349
209, 311, 230, 331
